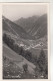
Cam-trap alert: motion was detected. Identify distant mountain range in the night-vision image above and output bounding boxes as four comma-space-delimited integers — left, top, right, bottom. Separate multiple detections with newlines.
14, 16, 39, 33
2, 16, 34, 40
3, 14, 47, 40
14, 14, 47, 39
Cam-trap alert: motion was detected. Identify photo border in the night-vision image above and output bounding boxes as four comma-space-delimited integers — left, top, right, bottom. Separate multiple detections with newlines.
0, 2, 50, 81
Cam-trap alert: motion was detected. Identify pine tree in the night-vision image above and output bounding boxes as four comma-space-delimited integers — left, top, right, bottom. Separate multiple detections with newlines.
38, 49, 47, 72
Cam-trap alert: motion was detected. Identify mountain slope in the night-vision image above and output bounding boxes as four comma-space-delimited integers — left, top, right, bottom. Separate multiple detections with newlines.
15, 14, 47, 39
14, 16, 39, 33
29, 14, 47, 39
2, 16, 34, 39
3, 44, 36, 74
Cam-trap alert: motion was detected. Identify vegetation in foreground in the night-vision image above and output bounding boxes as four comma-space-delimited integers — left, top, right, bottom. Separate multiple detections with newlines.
3, 33, 48, 79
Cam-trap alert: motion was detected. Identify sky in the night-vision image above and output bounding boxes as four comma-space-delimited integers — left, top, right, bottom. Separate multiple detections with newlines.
3, 3, 47, 21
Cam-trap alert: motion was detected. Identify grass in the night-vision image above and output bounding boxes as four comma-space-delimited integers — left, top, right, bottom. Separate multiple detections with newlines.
3, 44, 36, 79
3, 33, 48, 79
3, 56, 23, 79
3, 44, 23, 62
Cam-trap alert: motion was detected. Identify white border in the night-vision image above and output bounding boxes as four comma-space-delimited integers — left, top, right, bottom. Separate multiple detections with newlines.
0, 0, 50, 2
0, 2, 51, 81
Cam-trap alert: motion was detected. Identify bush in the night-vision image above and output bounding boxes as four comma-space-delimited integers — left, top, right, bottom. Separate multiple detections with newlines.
23, 64, 28, 73
19, 46, 24, 55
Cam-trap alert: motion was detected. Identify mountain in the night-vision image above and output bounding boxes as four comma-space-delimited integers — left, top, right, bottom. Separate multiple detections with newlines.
14, 16, 39, 33
3, 15, 48, 79
29, 14, 47, 39
2, 16, 34, 40
14, 14, 47, 39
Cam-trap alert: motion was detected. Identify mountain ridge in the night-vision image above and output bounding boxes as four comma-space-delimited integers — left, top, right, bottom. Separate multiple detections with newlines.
14, 15, 39, 33
14, 14, 47, 39
2, 16, 35, 40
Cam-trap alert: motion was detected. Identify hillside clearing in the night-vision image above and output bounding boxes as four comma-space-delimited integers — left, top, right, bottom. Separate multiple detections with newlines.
3, 44, 36, 74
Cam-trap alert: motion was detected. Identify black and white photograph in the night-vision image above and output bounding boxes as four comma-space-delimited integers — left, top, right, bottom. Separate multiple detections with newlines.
2, 3, 49, 79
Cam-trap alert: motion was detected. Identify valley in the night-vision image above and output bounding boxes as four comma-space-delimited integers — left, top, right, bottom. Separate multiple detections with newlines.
3, 14, 48, 79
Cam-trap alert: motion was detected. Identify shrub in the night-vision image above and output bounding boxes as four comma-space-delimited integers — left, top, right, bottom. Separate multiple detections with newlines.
25, 50, 32, 61
19, 46, 24, 55
23, 64, 28, 73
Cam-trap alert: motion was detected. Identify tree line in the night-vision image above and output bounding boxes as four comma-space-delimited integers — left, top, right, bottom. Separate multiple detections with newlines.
3, 33, 36, 64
